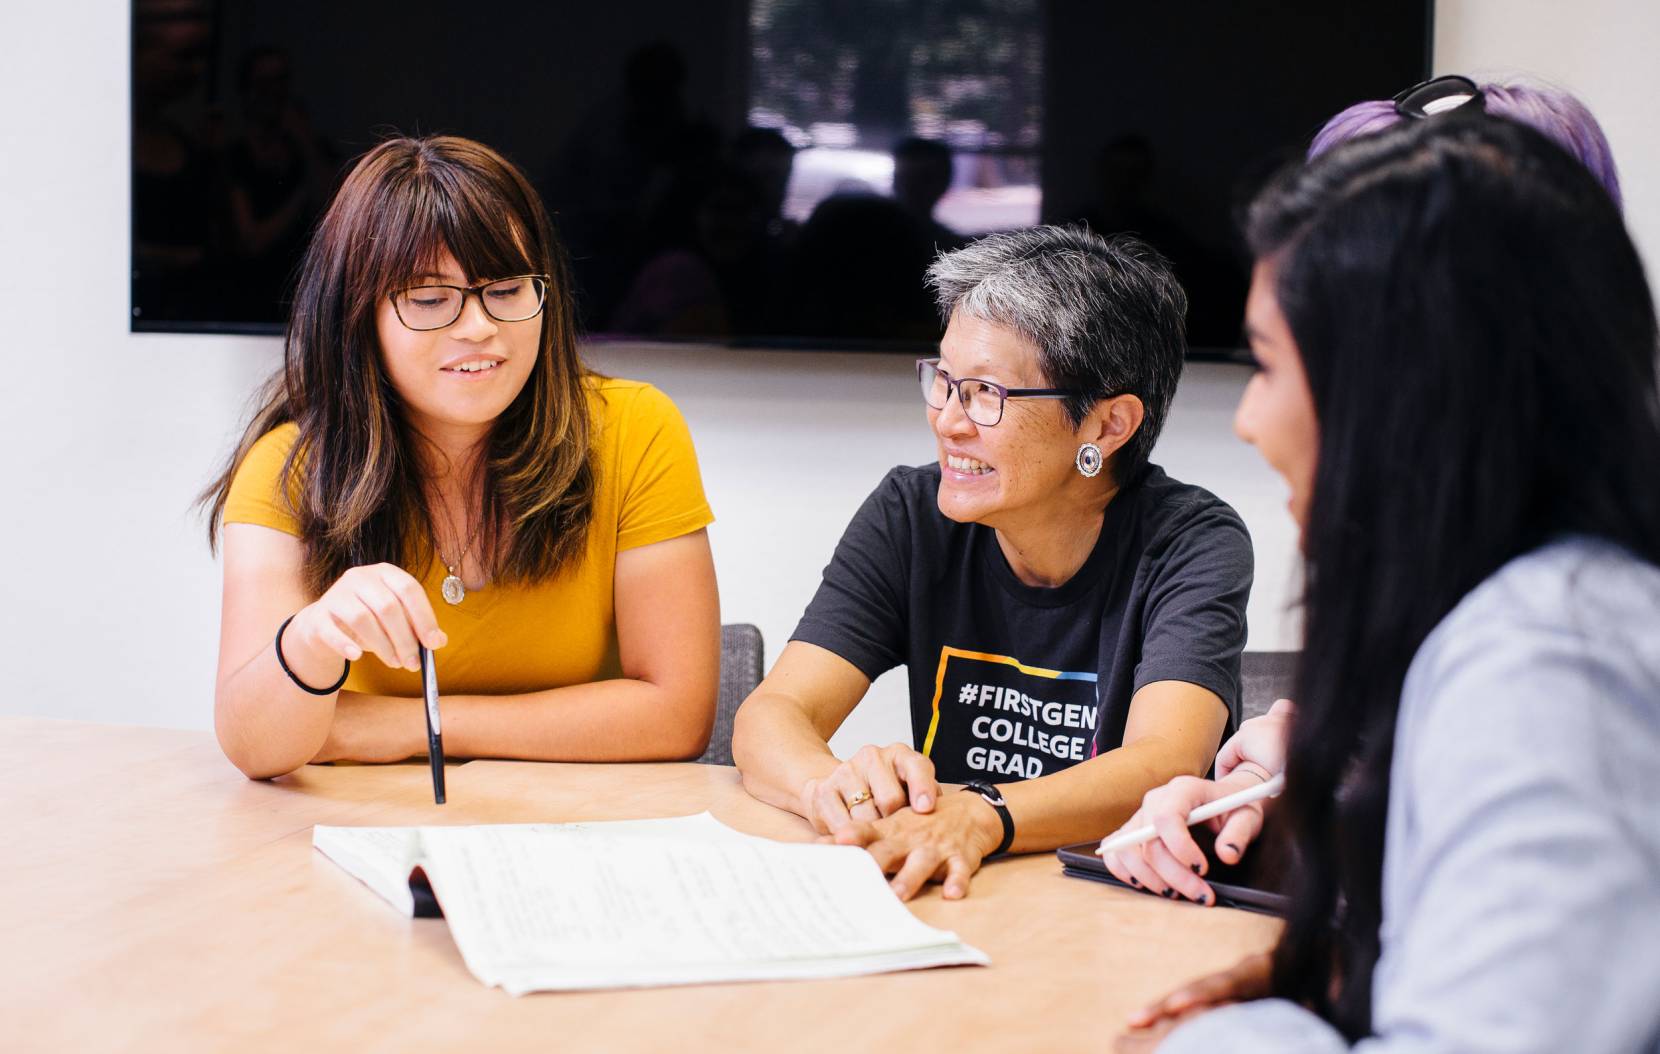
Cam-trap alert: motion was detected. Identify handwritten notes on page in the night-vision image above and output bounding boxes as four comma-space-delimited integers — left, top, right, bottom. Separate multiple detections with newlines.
312, 813, 987, 993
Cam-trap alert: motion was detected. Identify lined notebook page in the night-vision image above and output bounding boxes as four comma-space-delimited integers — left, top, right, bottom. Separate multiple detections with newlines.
313, 813, 987, 992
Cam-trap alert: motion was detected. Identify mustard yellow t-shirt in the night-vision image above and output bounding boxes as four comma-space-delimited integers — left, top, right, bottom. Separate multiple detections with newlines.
223, 377, 714, 697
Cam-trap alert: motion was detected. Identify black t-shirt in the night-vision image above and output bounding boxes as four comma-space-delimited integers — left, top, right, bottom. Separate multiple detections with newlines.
792, 463, 1253, 784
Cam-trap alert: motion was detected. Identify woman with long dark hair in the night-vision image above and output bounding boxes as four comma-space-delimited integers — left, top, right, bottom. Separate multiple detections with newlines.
204, 136, 719, 779
1109, 116, 1660, 1050
1102, 78, 1631, 904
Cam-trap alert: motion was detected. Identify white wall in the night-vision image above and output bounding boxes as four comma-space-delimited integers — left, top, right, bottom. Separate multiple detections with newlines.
1436, 0, 1660, 286
3, 0, 1656, 755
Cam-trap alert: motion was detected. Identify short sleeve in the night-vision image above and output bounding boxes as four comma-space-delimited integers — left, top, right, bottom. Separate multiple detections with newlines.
222, 423, 303, 536
790, 469, 912, 680
1134, 502, 1253, 715
611, 385, 715, 552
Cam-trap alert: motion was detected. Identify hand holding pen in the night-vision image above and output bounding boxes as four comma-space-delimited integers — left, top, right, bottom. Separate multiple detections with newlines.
284, 563, 448, 674
1096, 773, 1283, 904
1098, 701, 1294, 903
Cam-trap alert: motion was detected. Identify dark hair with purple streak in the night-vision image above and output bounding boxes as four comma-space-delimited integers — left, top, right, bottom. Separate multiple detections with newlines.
1307, 80, 1623, 210
1251, 115, 1660, 1041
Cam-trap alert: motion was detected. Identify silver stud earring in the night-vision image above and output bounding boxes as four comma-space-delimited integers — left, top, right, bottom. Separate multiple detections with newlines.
1075, 442, 1103, 478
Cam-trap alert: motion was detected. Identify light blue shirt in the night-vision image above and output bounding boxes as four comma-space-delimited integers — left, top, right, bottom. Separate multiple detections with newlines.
1161, 538, 1660, 1053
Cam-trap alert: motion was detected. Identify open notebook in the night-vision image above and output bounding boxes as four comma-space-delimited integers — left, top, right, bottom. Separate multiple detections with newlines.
313, 812, 988, 995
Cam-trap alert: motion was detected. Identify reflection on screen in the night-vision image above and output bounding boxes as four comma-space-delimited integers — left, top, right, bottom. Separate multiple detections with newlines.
129, 0, 1426, 352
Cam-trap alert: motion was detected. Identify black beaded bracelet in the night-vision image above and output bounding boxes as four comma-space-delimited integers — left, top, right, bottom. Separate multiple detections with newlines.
275, 614, 351, 695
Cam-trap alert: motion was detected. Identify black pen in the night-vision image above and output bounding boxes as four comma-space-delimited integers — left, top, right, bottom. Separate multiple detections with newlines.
419, 645, 446, 804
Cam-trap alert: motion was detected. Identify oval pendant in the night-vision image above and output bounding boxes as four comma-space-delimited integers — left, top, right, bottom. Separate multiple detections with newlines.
441, 574, 466, 605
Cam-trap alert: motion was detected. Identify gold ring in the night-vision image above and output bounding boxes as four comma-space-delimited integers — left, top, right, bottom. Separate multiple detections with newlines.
845, 789, 873, 807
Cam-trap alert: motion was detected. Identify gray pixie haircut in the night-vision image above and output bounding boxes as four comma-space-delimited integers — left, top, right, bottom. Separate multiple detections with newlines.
925, 225, 1188, 481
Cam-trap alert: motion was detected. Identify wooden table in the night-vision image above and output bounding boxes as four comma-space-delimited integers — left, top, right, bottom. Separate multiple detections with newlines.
1, 718, 1280, 1052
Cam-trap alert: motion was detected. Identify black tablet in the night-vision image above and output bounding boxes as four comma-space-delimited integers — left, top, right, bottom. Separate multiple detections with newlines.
1056, 827, 1290, 916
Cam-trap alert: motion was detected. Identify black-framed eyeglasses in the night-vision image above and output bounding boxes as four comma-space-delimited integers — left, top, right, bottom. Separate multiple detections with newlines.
389, 274, 550, 331
917, 358, 1078, 427
1392, 75, 1485, 120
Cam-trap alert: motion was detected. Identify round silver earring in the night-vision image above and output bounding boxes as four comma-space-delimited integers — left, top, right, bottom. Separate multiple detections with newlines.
1075, 442, 1103, 478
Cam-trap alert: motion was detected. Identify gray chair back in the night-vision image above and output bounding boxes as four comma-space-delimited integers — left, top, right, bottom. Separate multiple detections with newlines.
1240, 651, 1298, 722
699, 623, 765, 765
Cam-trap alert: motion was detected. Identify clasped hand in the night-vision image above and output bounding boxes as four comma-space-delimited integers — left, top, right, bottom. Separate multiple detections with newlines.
799, 743, 1001, 901
826, 789, 1003, 901
799, 742, 939, 836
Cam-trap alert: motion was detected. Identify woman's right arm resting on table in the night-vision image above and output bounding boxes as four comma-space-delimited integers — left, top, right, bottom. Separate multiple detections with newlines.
730, 640, 913, 829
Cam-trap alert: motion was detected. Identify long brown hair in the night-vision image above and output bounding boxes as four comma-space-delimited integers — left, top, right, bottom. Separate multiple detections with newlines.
202, 135, 595, 595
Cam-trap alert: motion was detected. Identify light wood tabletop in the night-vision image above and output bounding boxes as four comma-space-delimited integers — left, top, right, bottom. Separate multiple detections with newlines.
1, 717, 1280, 1052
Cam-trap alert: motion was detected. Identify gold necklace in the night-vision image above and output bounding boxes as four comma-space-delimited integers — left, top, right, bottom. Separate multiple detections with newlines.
434, 499, 485, 606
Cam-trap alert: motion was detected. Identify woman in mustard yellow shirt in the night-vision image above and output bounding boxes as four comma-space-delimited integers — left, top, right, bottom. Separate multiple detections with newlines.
202, 136, 719, 779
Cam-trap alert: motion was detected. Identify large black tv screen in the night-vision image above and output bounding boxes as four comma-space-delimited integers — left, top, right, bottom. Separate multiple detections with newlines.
131, 0, 1428, 351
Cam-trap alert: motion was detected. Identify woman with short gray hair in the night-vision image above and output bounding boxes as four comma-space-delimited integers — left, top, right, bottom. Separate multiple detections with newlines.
732, 224, 1252, 899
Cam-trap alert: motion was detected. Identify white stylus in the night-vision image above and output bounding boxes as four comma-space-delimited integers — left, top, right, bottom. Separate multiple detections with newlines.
1095, 772, 1285, 856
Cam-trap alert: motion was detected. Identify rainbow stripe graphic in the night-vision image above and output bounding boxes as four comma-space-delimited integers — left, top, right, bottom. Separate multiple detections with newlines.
921, 647, 1098, 756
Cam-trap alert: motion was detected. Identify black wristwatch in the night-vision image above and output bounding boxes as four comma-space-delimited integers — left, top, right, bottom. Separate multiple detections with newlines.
961, 780, 1015, 858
